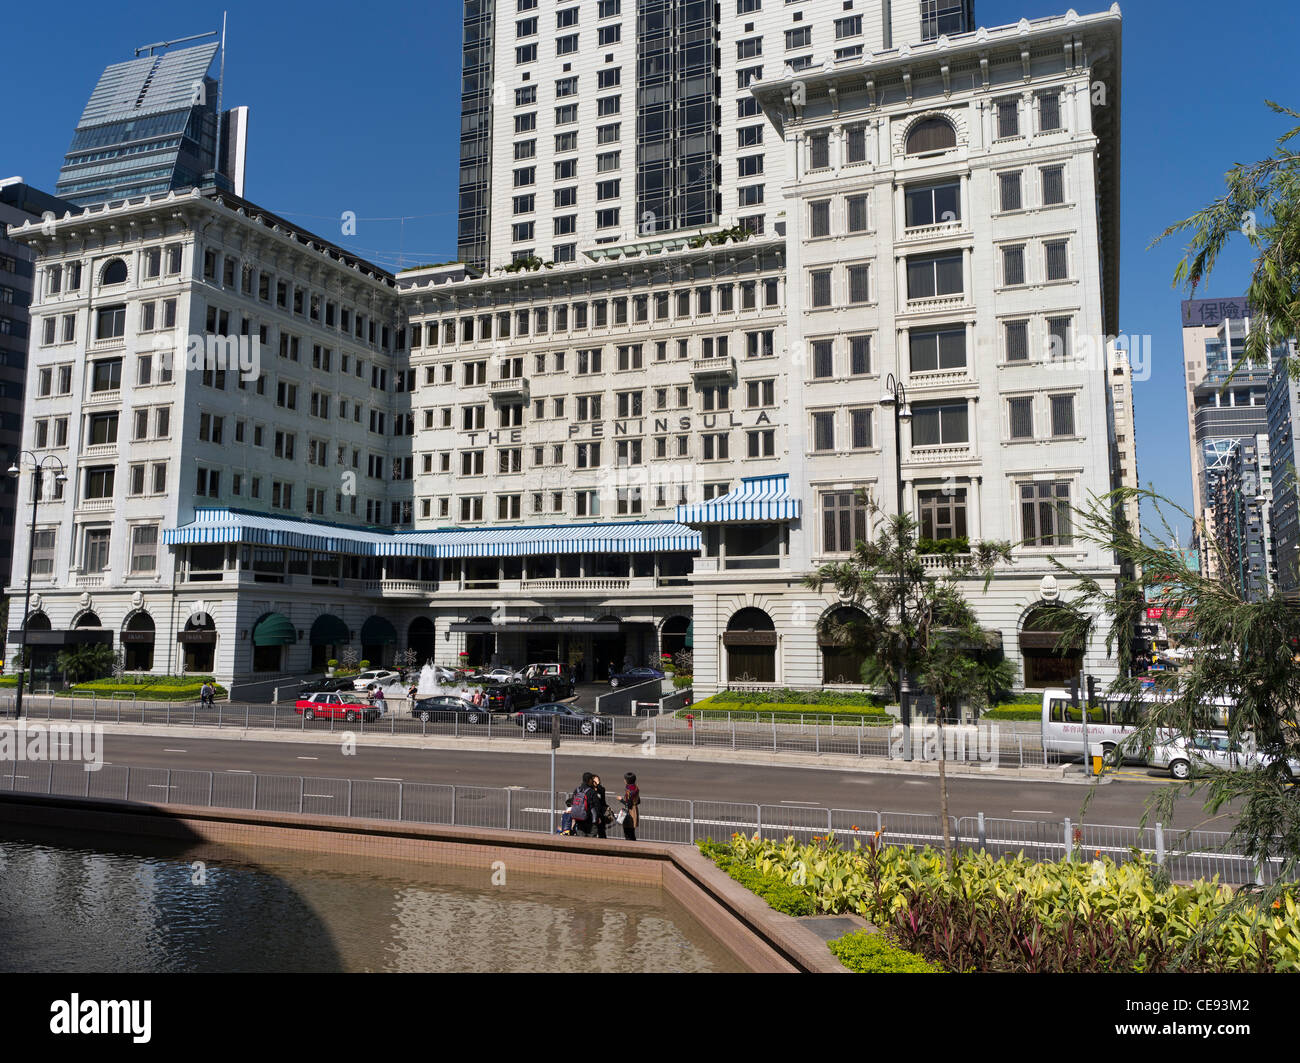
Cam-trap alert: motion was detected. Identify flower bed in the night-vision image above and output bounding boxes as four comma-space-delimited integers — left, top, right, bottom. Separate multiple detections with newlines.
700, 834, 1300, 973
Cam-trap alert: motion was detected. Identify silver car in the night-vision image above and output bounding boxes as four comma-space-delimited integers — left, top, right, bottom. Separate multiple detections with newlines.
1150, 733, 1298, 780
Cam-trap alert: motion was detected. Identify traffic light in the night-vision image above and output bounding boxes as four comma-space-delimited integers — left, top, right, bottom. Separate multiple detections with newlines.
1066, 676, 1080, 709
1086, 674, 1098, 707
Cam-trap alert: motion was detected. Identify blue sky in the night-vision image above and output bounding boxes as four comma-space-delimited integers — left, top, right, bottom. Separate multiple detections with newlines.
2, 0, 1296, 545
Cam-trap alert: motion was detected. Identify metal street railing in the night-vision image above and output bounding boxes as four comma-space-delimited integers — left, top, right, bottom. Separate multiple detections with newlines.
1, 757, 1292, 886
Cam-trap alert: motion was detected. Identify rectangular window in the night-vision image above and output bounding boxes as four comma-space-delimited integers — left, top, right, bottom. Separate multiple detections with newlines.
997, 98, 1020, 139
909, 327, 966, 373
1044, 239, 1069, 281
822, 490, 868, 553
1039, 91, 1062, 132
747, 429, 775, 457
906, 253, 963, 299
809, 132, 829, 169
1047, 316, 1072, 360
918, 488, 968, 542
1020, 481, 1072, 546
810, 270, 832, 308
999, 172, 1023, 211
849, 335, 871, 376
812, 412, 835, 452
812, 340, 834, 379
809, 200, 830, 238
1002, 245, 1026, 286
1050, 394, 1076, 437
850, 409, 872, 449
1042, 166, 1065, 206
129, 525, 158, 573
1005, 320, 1030, 362
911, 402, 969, 446
848, 264, 871, 304
1008, 396, 1034, 440
904, 181, 961, 227
846, 194, 869, 233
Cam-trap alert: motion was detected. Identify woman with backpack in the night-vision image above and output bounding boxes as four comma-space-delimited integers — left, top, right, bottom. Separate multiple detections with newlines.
569, 773, 596, 836
590, 774, 609, 839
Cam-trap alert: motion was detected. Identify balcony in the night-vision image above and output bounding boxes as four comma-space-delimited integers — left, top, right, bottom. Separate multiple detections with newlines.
903, 293, 968, 315
77, 498, 115, 513
907, 368, 972, 390
690, 355, 736, 382
361, 579, 440, 597
81, 390, 121, 408
899, 221, 968, 244
906, 443, 974, 466
521, 577, 630, 591
489, 376, 529, 402
73, 574, 106, 588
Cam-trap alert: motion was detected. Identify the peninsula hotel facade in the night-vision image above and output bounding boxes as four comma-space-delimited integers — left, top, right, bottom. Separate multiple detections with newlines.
5, 4, 1125, 694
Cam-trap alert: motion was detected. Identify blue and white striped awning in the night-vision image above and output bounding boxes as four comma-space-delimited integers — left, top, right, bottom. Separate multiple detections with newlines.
164, 509, 701, 559
676, 474, 802, 524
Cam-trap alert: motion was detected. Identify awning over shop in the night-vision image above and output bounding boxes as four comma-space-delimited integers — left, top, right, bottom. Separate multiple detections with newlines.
360, 615, 398, 644
310, 614, 349, 645
676, 475, 801, 524
165, 508, 701, 560
450, 621, 622, 635
252, 613, 296, 647
7, 628, 112, 647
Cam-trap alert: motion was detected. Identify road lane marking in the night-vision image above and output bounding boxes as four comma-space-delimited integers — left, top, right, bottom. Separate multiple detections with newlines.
226, 769, 251, 773
163, 749, 187, 753
304, 794, 334, 799
780, 801, 818, 805
374, 777, 402, 782
296, 756, 319, 761
1012, 810, 1054, 814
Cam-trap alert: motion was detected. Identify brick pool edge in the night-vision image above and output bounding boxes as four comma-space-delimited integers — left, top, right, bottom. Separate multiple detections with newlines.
0, 791, 844, 974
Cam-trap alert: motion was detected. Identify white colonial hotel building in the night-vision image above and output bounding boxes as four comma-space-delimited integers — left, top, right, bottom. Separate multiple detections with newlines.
5, 3, 1127, 695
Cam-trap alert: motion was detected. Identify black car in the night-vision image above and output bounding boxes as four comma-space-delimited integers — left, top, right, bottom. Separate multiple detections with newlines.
513, 703, 613, 735
410, 695, 491, 724
608, 667, 665, 688
524, 674, 569, 701
484, 683, 536, 711
299, 676, 357, 694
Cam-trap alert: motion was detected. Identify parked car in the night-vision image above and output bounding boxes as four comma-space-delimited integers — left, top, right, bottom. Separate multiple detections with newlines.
609, 666, 665, 688
295, 691, 383, 722
298, 676, 356, 694
477, 667, 521, 684
352, 668, 401, 691
523, 674, 567, 701
1149, 733, 1299, 780
480, 683, 536, 711
513, 702, 613, 736
410, 695, 491, 724
522, 662, 575, 697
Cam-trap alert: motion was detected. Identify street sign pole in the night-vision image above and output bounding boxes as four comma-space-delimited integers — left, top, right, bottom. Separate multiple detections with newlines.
549, 715, 560, 834
1080, 667, 1091, 776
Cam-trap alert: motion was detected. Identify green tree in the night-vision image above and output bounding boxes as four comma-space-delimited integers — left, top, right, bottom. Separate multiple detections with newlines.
55, 643, 116, 685
1155, 101, 1300, 369
1051, 488, 1300, 890
805, 500, 1014, 866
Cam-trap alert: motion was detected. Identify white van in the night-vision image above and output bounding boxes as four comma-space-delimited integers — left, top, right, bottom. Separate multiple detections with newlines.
1040, 689, 1234, 765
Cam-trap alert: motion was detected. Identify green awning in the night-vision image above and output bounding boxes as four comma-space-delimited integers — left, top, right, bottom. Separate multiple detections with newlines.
361, 615, 397, 644
685, 620, 693, 649
309, 614, 349, 645
252, 613, 296, 646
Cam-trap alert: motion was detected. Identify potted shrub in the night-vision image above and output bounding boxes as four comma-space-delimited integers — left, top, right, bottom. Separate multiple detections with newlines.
660, 652, 675, 675
359, 659, 370, 670
326, 658, 338, 676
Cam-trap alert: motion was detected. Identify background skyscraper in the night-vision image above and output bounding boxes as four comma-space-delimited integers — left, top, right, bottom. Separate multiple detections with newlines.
55, 36, 248, 208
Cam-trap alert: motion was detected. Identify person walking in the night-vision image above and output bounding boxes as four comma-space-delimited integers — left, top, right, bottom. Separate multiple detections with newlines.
199, 681, 213, 708
618, 772, 640, 841
590, 774, 609, 839
372, 686, 386, 714
569, 773, 596, 836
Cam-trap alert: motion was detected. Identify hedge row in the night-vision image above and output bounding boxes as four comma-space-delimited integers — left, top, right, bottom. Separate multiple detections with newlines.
983, 705, 1044, 721
713, 688, 890, 707
679, 703, 894, 724
698, 842, 816, 916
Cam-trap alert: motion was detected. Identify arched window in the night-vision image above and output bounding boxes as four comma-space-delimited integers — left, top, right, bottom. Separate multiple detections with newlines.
100, 259, 128, 285
723, 608, 777, 683
1018, 604, 1084, 687
906, 117, 956, 154
818, 606, 870, 685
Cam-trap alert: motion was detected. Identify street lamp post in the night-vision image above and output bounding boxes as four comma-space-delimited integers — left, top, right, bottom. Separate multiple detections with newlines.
882, 374, 913, 760
7, 453, 68, 720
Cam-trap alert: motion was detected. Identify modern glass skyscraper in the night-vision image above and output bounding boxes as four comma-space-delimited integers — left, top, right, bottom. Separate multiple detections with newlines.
55, 40, 247, 208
